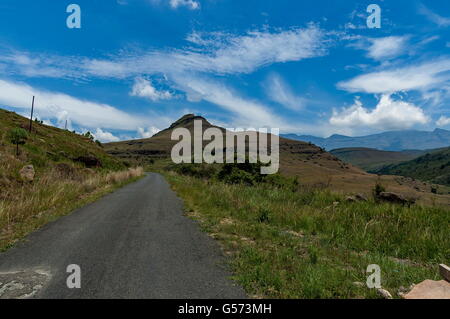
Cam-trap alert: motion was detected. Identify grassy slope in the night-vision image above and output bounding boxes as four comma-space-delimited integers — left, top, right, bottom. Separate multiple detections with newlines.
0, 108, 143, 251
330, 148, 424, 172
375, 148, 450, 187
161, 169, 449, 299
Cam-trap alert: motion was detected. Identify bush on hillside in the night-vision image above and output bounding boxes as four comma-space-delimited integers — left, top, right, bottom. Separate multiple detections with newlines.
169, 160, 300, 190
8, 128, 28, 156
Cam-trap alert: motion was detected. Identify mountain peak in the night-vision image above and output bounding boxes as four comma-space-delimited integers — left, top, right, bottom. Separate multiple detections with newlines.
152, 114, 213, 138
168, 114, 210, 130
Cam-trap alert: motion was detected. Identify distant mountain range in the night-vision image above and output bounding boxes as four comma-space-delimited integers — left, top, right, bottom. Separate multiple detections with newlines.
282, 129, 450, 151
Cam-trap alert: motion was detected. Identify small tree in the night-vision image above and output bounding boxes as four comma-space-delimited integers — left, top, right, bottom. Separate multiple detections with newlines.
8, 128, 28, 156
84, 131, 94, 141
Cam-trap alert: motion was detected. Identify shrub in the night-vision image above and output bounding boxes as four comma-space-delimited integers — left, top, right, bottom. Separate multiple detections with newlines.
372, 182, 386, 199
258, 208, 271, 223
174, 163, 217, 179
8, 128, 28, 156
217, 162, 265, 185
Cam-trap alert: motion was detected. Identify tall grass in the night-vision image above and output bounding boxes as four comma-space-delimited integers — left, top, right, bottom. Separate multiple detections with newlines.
164, 171, 449, 298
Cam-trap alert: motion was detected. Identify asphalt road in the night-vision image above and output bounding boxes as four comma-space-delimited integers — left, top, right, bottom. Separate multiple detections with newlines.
0, 173, 246, 299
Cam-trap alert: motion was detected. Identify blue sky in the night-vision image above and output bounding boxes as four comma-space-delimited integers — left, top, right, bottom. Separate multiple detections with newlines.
0, 0, 449, 142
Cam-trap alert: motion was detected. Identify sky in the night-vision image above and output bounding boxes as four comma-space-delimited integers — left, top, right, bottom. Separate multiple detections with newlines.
0, 0, 449, 142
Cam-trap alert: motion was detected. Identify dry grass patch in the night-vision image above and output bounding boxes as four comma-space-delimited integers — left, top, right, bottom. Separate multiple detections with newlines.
0, 167, 144, 251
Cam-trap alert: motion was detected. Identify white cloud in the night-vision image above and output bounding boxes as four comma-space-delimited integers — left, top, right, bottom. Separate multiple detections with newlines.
366, 36, 409, 60
347, 36, 409, 61
0, 50, 83, 79
436, 116, 450, 127
338, 59, 450, 93
137, 126, 161, 138
170, 0, 200, 10
0, 26, 328, 133
330, 94, 429, 130
3, 26, 325, 80
0, 79, 148, 130
173, 74, 291, 129
131, 77, 173, 101
266, 74, 305, 111
93, 128, 120, 142
418, 3, 450, 27
183, 26, 326, 74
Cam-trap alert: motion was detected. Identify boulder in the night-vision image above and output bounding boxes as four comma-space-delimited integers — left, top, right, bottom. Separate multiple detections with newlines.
355, 193, 368, 202
378, 192, 408, 205
19, 165, 35, 182
403, 280, 450, 299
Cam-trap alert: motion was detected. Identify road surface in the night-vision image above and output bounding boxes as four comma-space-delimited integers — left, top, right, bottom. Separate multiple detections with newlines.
0, 173, 246, 299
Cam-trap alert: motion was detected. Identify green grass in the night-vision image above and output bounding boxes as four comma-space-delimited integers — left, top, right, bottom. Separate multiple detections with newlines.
376, 147, 450, 187
161, 170, 449, 299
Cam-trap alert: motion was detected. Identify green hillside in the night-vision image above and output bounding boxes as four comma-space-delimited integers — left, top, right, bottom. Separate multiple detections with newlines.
0, 108, 142, 250
375, 147, 450, 186
330, 148, 425, 172
0, 109, 125, 173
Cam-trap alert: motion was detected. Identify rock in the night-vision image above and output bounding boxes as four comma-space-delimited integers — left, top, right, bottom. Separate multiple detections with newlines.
19, 165, 35, 182
403, 280, 450, 299
55, 163, 78, 179
377, 288, 393, 299
439, 264, 450, 282
346, 194, 368, 202
355, 193, 368, 202
378, 192, 408, 205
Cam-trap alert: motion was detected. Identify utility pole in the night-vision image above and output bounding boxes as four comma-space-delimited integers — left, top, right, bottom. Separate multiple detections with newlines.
29, 96, 35, 133
65, 119, 68, 130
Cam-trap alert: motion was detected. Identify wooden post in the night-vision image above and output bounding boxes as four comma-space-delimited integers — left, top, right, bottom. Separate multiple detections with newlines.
29, 96, 35, 133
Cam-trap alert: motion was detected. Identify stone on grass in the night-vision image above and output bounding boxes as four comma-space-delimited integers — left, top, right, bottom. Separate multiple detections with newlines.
403, 280, 450, 299
377, 288, 393, 299
19, 165, 35, 182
